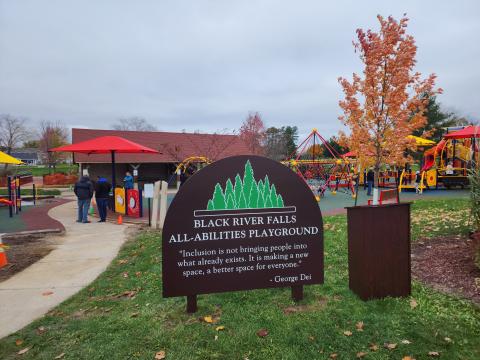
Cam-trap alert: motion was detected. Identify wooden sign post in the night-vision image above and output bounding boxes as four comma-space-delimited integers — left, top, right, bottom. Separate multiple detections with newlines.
162, 155, 324, 312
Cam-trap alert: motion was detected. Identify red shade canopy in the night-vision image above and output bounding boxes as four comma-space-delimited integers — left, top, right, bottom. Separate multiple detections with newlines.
444, 125, 480, 139
49, 136, 159, 154
342, 150, 356, 158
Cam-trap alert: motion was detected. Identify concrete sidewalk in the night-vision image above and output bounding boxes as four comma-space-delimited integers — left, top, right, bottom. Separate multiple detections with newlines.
0, 200, 132, 338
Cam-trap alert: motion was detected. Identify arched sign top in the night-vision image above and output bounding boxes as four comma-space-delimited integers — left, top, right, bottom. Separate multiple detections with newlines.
162, 155, 323, 302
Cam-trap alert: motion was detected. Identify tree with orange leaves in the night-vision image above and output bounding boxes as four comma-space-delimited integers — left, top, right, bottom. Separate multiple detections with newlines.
239, 112, 266, 155
338, 15, 441, 200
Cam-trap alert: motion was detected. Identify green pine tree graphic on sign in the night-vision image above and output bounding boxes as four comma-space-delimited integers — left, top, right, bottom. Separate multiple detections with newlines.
206, 160, 286, 210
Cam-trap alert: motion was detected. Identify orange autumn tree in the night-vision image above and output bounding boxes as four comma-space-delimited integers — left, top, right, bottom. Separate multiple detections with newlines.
338, 15, 441, 198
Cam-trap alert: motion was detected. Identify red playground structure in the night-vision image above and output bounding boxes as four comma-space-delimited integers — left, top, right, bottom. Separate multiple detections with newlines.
282, 129, 357, 198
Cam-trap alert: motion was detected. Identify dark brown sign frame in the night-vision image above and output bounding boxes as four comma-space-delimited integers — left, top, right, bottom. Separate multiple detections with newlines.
162, 155, 323, 312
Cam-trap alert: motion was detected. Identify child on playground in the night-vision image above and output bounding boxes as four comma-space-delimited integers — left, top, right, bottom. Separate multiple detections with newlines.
415, 170, 422, 194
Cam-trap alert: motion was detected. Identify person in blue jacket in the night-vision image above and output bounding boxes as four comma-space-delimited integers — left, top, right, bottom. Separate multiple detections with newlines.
123, 171, 134, 190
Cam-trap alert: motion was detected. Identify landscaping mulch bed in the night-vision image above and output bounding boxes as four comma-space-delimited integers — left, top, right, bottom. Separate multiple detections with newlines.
412, 235, 480, 304
0, 234, 57, 282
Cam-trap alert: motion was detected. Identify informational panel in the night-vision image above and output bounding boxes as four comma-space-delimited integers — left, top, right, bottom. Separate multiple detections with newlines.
162, 155, 323, 298
144, 183, 154, 198
114, 187, 126, 214
127, 189, 140, 217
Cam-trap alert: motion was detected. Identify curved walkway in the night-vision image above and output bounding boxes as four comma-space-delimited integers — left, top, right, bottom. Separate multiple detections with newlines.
0, 200, 132, 338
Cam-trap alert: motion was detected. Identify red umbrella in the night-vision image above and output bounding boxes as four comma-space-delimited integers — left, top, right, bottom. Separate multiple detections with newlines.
444, 125, 480, 139
50, 136, 159, 189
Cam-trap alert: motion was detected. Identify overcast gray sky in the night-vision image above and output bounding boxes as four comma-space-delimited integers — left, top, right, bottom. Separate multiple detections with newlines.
1, 0, 479, 139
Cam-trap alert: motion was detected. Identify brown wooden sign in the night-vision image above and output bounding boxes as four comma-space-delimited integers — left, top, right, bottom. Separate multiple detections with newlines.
162, 155, 323, 311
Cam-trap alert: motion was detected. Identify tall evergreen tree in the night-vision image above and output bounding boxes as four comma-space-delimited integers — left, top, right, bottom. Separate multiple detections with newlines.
237, 190, 247, 208
269, 184, 278, 207
265, 193, 273, 208
207, 199, 214, 210
225, 194, 235, 209
257, 190, 265, 208
212, 183, 226, 210
234, 174, 243, 205
277, 195, 285, 207
413, 95, 469, 143
224, 178, 235, 208
284, 126, 298, 157
249, 183, 259, 208
243, 160, 255, 204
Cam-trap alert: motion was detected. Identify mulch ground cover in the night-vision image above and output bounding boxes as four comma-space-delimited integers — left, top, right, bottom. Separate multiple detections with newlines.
0, 235, 57, 282
412, 234, 480, 304
0, 198, 71, 282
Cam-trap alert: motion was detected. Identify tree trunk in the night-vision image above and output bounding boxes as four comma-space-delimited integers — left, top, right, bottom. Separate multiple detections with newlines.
373, 162, 381, 205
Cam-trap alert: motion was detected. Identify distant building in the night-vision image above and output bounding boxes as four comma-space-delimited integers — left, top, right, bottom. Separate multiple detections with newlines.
72, 128, 253, 185
10, 149, 41, 165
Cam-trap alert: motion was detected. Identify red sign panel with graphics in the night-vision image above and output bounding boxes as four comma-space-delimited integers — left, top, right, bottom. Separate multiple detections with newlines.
162, 155, 323, 298
126, 189, 140, 217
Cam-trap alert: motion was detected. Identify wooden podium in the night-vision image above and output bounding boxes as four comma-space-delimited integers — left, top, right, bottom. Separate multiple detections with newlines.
346, 203, 411, 300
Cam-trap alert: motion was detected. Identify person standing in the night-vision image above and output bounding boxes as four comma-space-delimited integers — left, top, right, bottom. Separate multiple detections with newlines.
414, 171, 422, 194
74, 175, 94, 223
95, 176, 111, 222
123, 171, 134, 190
366, 168, 374, 196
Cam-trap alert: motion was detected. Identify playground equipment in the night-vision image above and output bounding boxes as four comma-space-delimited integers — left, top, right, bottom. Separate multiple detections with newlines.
283, 129, 357, 197
399, 126, 480, 192
168, 156, 212, 186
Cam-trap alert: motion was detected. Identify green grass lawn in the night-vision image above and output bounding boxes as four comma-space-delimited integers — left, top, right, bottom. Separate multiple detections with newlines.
9, 164, 78, 176
0, 199, 479, 359
0, 188, 61, 196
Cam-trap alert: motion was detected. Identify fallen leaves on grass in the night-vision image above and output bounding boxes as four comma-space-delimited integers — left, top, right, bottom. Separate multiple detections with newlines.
256, 329, 268, 337
215, 326, 225, 331
355, 321, 364, 331
154, 350, 166, 359
203, 316, 213, 323
356, 351, 367, 358
15, 339, 23, 346
402, 357, 415, 360
116, 290, 138, 299
130, 312, 139, 318
410, 298, 418, 309
54, 353, 65, 359
36, 326, 47, 334
329, 353, 338, 359
17, 347, 31, 355
428, 351, 440, 357
444, 337, 452, 343
401, 339, 412, 344
117, 259, 128, 265
369, 343, 379, 351
343, 330, 353, 336
384, 342, 397, 350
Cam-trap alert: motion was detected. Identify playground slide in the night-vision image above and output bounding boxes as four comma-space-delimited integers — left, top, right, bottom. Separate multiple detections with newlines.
422, 158, 434, 171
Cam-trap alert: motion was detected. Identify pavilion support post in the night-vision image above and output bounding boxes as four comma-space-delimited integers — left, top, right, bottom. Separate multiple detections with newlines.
111, 151, 116, 189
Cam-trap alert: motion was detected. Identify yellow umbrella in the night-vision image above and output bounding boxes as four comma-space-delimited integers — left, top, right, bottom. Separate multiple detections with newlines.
407, 135, 436, 146
0, 151, 23, 165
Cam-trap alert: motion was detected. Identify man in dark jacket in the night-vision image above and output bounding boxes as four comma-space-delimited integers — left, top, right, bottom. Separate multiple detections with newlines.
74, 175, 94, 223
95, 176, 111, 222
366, 168, 375, 196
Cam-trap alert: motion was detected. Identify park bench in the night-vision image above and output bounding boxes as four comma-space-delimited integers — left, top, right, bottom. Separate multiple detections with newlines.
367, 188, 398, 205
